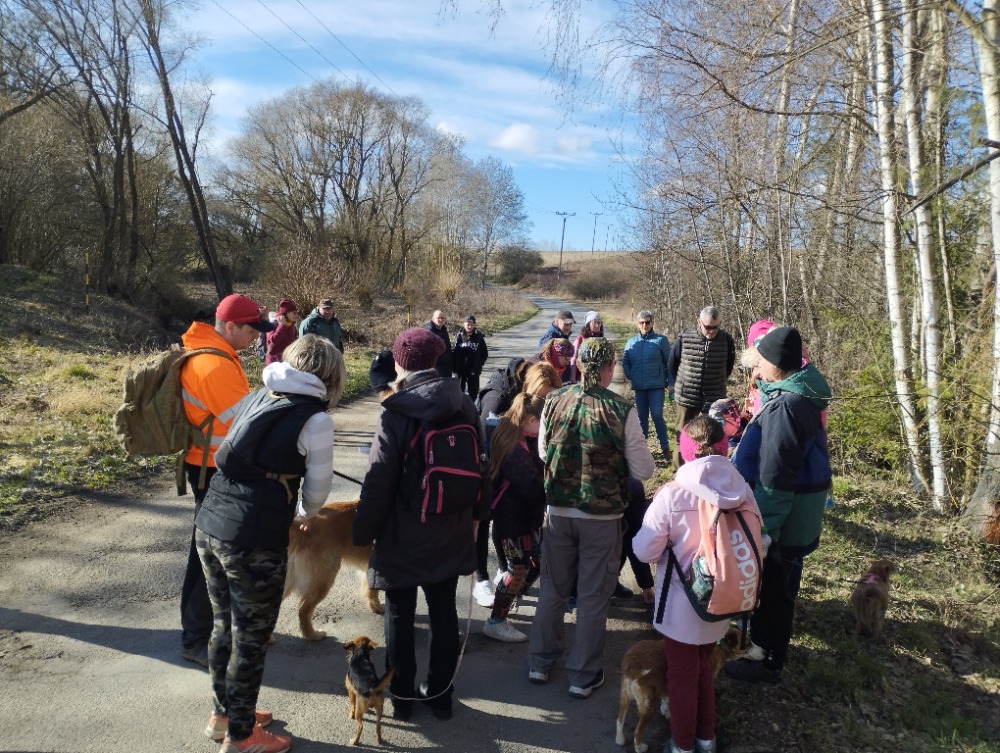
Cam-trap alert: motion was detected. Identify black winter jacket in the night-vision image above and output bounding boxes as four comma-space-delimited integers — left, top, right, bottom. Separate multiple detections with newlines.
453, 329, 489, 377
353, 371, 491, 590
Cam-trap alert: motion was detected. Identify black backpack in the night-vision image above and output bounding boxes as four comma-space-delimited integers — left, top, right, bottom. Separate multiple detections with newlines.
475, 357, 524, 416
402, 411, 484, 522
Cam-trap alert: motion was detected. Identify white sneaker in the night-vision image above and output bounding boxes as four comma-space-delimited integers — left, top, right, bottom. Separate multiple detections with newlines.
482, 618, 527, 643
473, 579, 494, 607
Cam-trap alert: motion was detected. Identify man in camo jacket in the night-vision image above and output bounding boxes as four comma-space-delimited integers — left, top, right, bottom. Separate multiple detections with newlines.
527, 337, 654, 700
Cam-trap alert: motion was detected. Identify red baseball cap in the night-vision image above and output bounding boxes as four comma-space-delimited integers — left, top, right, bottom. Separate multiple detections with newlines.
216, 294, 276, 332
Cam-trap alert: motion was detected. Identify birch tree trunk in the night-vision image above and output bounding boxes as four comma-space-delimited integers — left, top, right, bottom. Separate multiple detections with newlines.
902, 0, 946, 509
872, 0, 930, 494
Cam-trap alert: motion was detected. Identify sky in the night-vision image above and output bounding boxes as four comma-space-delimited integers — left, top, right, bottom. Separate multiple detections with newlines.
178, 0, 632, 252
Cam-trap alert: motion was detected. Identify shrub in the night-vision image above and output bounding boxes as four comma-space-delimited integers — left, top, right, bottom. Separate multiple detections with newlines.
494, 246, 543, 284
567, 265, 630, 300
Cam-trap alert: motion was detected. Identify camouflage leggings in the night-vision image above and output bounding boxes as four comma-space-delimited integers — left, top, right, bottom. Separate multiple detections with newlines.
195, 530, 287, 741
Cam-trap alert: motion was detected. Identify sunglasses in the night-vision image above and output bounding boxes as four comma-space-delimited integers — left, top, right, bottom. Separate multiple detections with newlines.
702, 324, 720, 332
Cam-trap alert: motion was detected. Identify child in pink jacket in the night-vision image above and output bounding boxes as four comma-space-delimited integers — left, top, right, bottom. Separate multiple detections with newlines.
632, 415, 760, 753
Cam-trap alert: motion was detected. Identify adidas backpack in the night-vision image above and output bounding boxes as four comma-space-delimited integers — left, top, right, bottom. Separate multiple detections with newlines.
656, 482, 764, 623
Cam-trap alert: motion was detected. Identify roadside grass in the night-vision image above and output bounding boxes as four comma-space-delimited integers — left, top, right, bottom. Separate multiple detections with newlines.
716, 475, 1000, 753
0, 265, 536, 524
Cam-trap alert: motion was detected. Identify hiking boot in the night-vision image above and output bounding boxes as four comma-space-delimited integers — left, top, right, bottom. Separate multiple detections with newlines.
418, 683, 453, 720
204, 710, 274, 741
483, 618, 527, 643
473, 579, 494, 607
391, 698, 413, 721
527, 669, 549, 685
180, 642, 208, 668
568, 669, 605, 699
723, 658, 781, 684
219, 725, 291, 753
612, 582, 634, 599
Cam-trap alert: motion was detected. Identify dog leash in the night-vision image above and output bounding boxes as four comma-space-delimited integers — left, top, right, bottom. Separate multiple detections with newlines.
334, 469, 364, 485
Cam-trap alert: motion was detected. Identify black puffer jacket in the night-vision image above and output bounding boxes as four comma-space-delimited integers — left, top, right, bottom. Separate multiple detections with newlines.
353, 371, 491, 590
491, 435, 545, 539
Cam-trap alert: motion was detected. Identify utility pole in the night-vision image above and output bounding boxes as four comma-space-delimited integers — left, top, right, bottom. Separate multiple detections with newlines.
590, 212, 603, 254
555, 211, 575, 280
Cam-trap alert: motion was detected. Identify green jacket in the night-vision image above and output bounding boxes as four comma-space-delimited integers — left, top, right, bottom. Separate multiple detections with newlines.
541, 383, 632, 516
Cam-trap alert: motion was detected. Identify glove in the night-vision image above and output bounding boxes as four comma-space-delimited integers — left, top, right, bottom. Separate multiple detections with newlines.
369, 349, 396, 393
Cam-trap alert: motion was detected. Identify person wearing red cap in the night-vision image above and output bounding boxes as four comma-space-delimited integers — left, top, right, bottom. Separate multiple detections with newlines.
179, 294, 276, 668
265, 298, 299, 365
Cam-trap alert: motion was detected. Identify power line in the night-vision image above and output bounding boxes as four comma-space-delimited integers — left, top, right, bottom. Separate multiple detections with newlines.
207, 0, 320, 85
293, 0, 398, 96
254, 0, 352, 83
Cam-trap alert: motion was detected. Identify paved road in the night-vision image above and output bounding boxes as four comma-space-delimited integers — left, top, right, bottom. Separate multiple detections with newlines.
0, 294, 663, 753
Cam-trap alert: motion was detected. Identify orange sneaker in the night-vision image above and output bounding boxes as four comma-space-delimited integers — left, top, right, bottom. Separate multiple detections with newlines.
219, 725, 291, 753
204, 710, 274, 741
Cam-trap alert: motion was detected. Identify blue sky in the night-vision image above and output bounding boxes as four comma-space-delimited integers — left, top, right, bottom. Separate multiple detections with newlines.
179, 0, 631, 251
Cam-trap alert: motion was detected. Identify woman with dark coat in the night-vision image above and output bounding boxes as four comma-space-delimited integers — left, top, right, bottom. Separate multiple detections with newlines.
353, 327, 491, 722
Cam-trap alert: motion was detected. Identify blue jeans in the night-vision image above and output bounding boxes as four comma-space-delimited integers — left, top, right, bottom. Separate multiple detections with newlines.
633, 388, 670, 451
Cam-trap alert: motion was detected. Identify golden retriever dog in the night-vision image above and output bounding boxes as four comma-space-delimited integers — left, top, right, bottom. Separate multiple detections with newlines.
284, 500, 383, 641
850, 559, 895, 639
615, 627, 742, 753
343, 636, 394, 746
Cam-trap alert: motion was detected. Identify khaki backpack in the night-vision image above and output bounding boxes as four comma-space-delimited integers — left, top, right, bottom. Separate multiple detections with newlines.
112, 344, 229, 494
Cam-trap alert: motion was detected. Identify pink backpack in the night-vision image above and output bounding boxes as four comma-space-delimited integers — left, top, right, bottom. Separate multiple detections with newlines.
655, 483, 764, 624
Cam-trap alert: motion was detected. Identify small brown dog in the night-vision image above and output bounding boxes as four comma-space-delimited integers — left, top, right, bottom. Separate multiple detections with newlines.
615, 627, 742, 753
343, 636, 394, 746
284, 501, 384, 641
850, 559, 895, 638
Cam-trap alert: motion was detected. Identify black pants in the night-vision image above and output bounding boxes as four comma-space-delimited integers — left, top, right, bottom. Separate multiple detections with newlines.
458, 373, 480, 400
383, 575, 460, 710
620, 498, 654, 590
475, 519, 510, 581
181, 463, 216, 648
749, 550, 804, 671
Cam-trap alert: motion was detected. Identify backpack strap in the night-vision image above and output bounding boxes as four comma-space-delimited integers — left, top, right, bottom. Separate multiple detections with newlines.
174, 347, 236, 496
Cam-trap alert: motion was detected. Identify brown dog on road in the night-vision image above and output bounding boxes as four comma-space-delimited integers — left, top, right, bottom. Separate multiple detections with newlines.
284, 500, 383, 641
615, 627, 743, 753
343, 636, 394, 746
850, 559, 895, 638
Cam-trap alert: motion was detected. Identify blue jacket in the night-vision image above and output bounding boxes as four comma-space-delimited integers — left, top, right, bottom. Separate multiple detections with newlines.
622, 331, 674, 390
733, 363, 832, 555
538, 322, 566, 348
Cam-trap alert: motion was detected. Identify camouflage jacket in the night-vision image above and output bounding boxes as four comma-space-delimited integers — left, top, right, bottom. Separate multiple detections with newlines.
541, 383, 632, 516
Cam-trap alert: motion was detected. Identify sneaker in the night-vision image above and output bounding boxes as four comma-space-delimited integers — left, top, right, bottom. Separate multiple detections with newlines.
527, 669, 549, 685
473, 579, 494, 608
723, 658, 781, 684
669, 740, 694, 753
568, 669, 605, 699
696, 739, 717, 753
219, 725, 291, 753
180, 642, 208, 668
483, 618, 527, 643
204, 710, 274, 741
612, 581, 634, 599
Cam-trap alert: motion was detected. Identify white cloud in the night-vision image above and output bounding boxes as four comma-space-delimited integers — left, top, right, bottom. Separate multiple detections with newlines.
491, 123, 541, 154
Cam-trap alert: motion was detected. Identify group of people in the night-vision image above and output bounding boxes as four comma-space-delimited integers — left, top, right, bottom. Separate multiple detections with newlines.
422, 309, 490, 397
174, 296, 832, 753
257, 297, 345, 366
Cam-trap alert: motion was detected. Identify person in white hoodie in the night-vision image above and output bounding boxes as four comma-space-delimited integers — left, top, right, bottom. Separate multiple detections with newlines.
194, 334, 345, 753
632, 415, 760, 753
